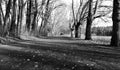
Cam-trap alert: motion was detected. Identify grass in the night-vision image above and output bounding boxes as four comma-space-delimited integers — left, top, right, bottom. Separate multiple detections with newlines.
0, 35, 120, 70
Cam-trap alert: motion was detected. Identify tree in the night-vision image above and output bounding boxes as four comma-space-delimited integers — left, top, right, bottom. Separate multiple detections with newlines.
25, 0, 38, 35
31, 0, 38, 34
17, 0, 24, 37
39, 0, 51, 36
85, 0, 112, 40
9, 0, 17, 37
2, 0, 12, 37
71, 0, 89, 38
0, 1, 3, 36
85, 0, 93, 40
110, 0, 120, 47
50, 8, 66, 36
26, 0, 32, 32
38, 0, 66, 36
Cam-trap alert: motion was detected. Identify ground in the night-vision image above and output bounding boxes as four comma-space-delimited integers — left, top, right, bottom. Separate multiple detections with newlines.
0, 36, 120, 70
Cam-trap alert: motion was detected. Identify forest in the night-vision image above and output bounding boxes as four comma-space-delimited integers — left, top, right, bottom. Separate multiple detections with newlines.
0, 0, 120, 70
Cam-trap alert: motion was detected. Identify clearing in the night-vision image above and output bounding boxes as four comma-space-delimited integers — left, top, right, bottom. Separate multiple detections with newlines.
0, 36, 120, 70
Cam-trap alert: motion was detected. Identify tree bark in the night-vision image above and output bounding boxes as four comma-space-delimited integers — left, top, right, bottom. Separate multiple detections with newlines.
0, 9, 2, 36
9, 0, 17, 37
31, 0, 38, 34
110, 0, 120, 47
2, 0, 11, 37
26, 0, 32, 32
17, 0, 23, 37
75, 25, 79, 38
69, 22, 73, 38
75, 22, 81, 38
85, 0, 93, 40
39, 0, 50, 36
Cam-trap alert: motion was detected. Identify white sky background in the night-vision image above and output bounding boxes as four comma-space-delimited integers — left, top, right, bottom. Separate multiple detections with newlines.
61, 0, 113, 27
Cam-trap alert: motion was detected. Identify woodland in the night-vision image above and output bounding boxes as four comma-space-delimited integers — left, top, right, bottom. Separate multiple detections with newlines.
0, 0, 120, 70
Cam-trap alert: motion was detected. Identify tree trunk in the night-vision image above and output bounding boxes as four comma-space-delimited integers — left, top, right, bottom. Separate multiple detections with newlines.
110, 0, 120, 47
85, 0, 93, 40
79, 26, 82, 39
75, 22, 80, 38
71, 29, 74, 38
39, 0, 50, 36
0, 9, 2, 36
85, 19, 92, 40
75, 25, 79, 38
9, 0, 17, 37
17, 0, 23, 37
26, 0, 32, 32
2, 0, 11, 37
69, 22, 73, 38
31, 0, 38, 34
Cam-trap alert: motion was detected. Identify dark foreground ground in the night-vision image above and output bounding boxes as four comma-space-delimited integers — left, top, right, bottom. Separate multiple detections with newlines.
0, 36, 120, 70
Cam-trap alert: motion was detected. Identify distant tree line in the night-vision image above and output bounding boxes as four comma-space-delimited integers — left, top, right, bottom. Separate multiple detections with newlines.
92, 26, 112, 36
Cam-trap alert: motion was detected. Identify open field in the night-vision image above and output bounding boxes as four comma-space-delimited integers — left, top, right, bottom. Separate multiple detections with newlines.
0, 36, 120, 70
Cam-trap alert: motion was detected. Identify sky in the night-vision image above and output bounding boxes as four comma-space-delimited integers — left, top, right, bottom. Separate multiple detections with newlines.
61, 0, 72, 5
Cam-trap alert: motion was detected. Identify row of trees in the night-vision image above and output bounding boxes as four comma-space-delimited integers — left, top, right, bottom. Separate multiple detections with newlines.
0, 0, 34, 38
72, 0, 120, 47
0, 0, 119, 47
0, 0, 65, 37
70, 0, 112, 39
85, 0, 120, 46
92, 26, 112, 36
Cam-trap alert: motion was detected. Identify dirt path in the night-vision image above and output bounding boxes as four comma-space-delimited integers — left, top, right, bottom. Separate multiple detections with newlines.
0, 37, 120, 70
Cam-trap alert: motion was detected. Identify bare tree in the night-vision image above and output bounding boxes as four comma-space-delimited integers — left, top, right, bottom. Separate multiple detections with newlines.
85, 0, 112, 40
71, 0, 89, 38
2, 0, 12, 37
17, 0, 24, 37
9, 0, 17, 37
26, 0, 32, 32
110, 0, 120, 47
85, 0, 93, 40
0, 1, 3, 36
31, 0, 38, 35
38, 0, 66, 36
